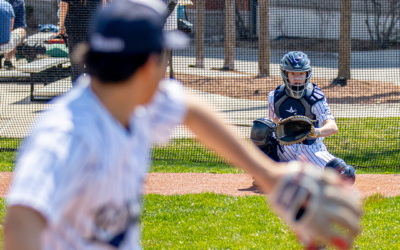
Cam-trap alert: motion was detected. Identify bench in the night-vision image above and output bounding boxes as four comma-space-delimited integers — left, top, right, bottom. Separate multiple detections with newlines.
16, 57, 70, 101
32, 77, 72, 101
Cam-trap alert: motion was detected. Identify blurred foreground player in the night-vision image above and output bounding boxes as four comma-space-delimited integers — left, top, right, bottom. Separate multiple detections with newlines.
4, 1, 361, 250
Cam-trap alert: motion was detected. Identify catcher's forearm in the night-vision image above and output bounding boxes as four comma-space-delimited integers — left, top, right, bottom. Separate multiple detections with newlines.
184, 99, 282, 192
318, 119, 338, 137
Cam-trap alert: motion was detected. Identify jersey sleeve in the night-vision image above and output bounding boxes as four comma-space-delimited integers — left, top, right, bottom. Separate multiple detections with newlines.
7, 130, 94, 221
313, 98, 335, 126
147, 79, 187, 143
8, 2, 15, 18
268, 90, 276, 120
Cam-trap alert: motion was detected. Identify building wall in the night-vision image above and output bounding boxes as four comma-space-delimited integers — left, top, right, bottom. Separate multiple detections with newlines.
187, 5, 400, 41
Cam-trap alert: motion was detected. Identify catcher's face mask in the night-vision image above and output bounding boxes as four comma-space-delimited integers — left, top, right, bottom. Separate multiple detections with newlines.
281, 71, 312, 99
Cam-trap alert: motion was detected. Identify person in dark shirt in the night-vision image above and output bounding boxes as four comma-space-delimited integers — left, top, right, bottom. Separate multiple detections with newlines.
7, 0, 26, 29
59, 0, 104, 84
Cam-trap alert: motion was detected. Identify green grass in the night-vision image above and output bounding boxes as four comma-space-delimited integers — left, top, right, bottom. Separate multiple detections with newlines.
140, 193, 400, 249
0, 152, 16, 172
150, 160, 244, 174
0, 152, 398, 174
150, 159, 400, 174
152, 117, 400, 168
325, 117, 400, 168
141, 193, 302, 249
1, 117, 399, 171
0, 138, 22, 150
0, 194, 397, 249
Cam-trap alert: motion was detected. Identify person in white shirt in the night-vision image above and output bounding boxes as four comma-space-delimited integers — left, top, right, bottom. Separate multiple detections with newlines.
3, 1, 361, 250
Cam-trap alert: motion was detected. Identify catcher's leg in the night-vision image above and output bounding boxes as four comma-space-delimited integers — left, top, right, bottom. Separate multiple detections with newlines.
325, 158, 356, 185
294, 142, 335, 170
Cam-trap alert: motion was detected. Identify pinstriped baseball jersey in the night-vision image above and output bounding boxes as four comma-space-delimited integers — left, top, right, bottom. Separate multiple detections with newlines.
7, 76, 186, 250
268, 90, 336, 169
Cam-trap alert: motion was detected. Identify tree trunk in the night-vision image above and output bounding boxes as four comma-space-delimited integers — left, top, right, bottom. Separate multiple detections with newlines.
338, 0, 352, 80
223, 0, 235, 70
258, 0, 270, 76
195, 0, 205, 68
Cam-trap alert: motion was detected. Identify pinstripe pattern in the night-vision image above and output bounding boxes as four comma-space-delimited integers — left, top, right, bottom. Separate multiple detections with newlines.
268, 89, 336, 169
7, 76, 186, 250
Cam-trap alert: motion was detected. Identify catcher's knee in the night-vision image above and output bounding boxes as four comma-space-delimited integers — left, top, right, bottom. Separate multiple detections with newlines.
250, 117, 280, 162
325, 158, 356, 185
250, 118, 275, 146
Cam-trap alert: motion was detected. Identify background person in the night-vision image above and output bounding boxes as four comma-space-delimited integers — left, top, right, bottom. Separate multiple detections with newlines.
0, 0, 25, 70
7, 0, 26, 30
59, 0, 104, 84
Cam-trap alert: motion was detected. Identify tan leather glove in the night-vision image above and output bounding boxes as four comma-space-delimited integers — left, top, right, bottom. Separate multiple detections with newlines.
268, 161, 362, 250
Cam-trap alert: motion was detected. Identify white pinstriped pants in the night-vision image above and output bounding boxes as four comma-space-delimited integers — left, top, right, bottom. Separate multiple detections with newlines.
278, 141, 336, 170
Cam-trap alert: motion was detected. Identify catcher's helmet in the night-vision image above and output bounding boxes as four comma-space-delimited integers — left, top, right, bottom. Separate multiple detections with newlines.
325, 158, 356, 185
280, 51, 312, 99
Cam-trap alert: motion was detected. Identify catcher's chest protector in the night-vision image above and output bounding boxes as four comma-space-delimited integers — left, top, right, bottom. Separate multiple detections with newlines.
274, 83, 325, 144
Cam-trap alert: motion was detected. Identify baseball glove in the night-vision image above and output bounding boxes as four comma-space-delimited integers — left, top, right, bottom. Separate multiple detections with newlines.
275, 116, 320, 145
268, 161, 362, 250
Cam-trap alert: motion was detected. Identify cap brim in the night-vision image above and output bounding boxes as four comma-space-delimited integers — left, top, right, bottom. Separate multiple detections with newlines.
164, 30, 190, 49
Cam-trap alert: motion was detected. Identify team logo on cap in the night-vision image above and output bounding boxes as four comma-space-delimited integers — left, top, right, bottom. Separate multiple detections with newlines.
91, 34, 125, 53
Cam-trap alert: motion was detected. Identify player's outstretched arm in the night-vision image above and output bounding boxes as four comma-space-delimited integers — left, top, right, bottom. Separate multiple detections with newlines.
184, 98, 287, 193
4, 205, 46, 250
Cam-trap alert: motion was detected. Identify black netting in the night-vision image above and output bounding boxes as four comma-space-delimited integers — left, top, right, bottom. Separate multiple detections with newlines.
0, 0, 399, 169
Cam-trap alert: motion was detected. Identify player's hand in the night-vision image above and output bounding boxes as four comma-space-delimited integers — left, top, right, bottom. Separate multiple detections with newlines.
267, 161, 362, 250
308, 127, 321, 139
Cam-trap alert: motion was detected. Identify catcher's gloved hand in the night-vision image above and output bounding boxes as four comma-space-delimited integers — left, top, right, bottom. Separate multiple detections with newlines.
268, 161, 362, 250
275, 116, 320, 145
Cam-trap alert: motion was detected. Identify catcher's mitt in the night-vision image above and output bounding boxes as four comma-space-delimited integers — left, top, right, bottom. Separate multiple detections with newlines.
275, 116, 320, 145
268, 161, 362, 250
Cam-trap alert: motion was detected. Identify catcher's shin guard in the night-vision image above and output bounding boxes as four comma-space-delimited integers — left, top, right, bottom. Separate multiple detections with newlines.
250, 118, 282, 162
325, 158, 356, 185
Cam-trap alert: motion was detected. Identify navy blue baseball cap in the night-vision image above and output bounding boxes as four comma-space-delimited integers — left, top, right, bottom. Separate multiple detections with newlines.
88, 0, 189, 55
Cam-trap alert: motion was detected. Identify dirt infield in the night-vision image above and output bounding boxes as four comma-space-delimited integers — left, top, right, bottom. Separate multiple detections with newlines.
0, 173, 398, 198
